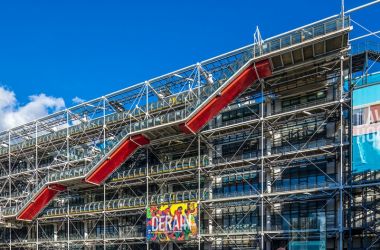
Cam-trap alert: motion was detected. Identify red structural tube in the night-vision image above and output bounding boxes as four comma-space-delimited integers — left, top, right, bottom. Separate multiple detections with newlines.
85, 134, 150, 185
180, 59, 272, 134
17, 184, 66, 221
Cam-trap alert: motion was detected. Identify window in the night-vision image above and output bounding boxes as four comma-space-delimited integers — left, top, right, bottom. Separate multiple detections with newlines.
307, 91, 327, 102
221, 141, 256, 157
282, 98, 300, 108
316, 91, 327, 99
39, 225, 54, 238
221, 105, 259, 122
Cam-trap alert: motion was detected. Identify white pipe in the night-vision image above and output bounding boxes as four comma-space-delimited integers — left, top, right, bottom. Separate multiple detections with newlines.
350, 30, 380, 41
346, 0, 380, 14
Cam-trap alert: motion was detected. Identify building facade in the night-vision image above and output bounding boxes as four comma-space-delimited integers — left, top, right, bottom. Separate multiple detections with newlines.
0, 15, 379, 250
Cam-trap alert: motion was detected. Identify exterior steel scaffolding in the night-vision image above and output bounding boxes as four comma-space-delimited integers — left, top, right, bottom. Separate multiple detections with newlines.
0, 4, 379, 249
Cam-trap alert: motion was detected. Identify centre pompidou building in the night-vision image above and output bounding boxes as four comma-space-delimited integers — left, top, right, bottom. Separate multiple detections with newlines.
0, 12, 380, 250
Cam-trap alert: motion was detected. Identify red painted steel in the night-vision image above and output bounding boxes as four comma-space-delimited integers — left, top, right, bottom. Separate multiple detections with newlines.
17, 184, 66, 221
85, 134, 150, 185
179, 59, 272, 134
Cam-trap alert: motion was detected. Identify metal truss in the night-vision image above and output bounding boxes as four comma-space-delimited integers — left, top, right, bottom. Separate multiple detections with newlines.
2, 6, 380, 249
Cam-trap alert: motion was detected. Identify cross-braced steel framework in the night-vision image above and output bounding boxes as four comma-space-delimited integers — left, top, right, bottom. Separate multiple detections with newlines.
0, 3, 380, 249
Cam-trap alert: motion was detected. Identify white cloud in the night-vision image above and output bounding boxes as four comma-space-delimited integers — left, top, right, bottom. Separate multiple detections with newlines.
0, 87, 16, 110
72, 96, 85, 104
0, 86, 65, 131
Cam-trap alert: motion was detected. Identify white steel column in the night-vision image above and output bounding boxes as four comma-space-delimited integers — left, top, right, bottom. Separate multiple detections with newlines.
260, 79, 265, 250
339, 54, 345, 250
198, 134, 202, 250
67, 190, 70, 249
35, 121, 39, 190
36, 220, 39, 250
348, 52, 353, 250
103, 96, 107, 250
8, 131, 11, 250
146, 81, 149, 118
146, 147, 149, 250
103, 97, 106, 156
341, 0, 345, 29
66, 110, 70, 249
54, 223, 58, 241
197, 64, 201, 106
103, 184, 106, 249
66, 110, 69, 170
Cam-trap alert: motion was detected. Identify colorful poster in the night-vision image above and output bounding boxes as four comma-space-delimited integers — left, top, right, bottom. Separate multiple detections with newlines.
353, 81, 380, 173
146, 202, 198, 242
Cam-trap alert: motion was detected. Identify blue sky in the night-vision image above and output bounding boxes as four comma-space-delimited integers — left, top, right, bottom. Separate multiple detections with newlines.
0, 0, 379, 130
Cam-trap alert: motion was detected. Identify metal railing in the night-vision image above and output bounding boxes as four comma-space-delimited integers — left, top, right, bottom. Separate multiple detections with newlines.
351, 40, 380, 55
111, 155, 209, 181
43, 189, 208, 217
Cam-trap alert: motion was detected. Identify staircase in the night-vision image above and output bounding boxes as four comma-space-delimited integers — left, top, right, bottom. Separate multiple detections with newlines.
85, 134, 150, 185
17, 184, 66, 221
